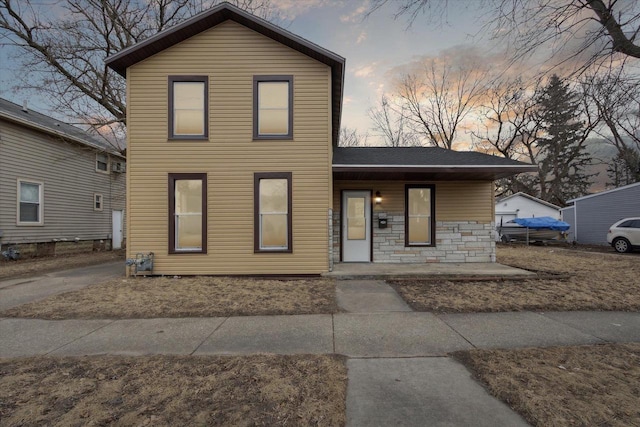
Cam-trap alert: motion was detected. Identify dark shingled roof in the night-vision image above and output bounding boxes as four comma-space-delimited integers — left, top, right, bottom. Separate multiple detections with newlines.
0, 97, 123, 157
333, 147, 537, 181
105, 2, 345, 146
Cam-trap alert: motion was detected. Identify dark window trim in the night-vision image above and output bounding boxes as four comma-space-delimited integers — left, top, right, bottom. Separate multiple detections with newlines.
168, 173, 207, 254
168, 76, 209, 140
253, 75, 294, 140
254, 172, 293, 253
404, 184, 436, 247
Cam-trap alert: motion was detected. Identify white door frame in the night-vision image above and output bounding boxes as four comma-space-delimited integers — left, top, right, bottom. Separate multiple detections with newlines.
112, 210, 123, 250
341, 190, 371, 262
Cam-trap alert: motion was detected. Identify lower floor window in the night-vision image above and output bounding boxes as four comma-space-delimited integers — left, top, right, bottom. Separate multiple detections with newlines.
405, 185, 435, 246
17, 179, 43, 225
254, 172, 292, 252
169, 173, 207, 253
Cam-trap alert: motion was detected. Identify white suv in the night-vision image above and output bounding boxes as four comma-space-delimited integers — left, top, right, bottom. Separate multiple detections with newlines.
607, 217, 640, 253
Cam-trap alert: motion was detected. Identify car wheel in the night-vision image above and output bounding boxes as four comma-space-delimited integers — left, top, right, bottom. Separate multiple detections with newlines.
613, 237, 632, 253
501, 235, 509, 243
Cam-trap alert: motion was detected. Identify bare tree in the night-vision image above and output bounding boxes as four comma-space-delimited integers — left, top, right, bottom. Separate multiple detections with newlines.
368, 94, 420, 146
584, 72, 640, 185
369, 0, 640, 74
396, 57, 487, 150
0, 0, 278, 152
472, 77, 543, 196
338, 127, 369, 147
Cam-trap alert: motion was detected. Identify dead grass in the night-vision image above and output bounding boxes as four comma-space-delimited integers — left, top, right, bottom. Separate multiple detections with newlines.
0, 354, 347, 426
389, 245, 640, 313
453, 343, 640, 427
1, 276, 338, 319
0, 251, 124, 280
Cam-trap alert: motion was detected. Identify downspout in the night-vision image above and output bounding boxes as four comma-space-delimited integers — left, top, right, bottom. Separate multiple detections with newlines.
574, 203, 578, 242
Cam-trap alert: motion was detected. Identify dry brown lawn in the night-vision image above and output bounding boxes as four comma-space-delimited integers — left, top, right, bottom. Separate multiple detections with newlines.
1, 276, 337, 319
0, 354, 347, 426
0, 251, 124, 280
454, 343, 640, 427
389, 245, 640, 313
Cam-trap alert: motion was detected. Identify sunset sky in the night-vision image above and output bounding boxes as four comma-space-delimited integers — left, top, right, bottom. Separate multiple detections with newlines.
0, 0, 596, 145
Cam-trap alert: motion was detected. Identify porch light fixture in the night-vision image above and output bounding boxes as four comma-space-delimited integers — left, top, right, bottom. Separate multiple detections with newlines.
375, 191, 382, 204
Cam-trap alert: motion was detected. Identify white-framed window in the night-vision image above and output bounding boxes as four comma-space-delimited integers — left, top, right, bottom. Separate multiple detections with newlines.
17, 179, 43, 226
94, 193, 103, 211
96, 152, 109, 173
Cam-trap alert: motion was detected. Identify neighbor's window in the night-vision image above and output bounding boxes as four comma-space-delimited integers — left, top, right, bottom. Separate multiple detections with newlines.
169, 173, 207, 254
169, 76, 208, 139
405, 185, 435, 246
96, 153, 109, 172
17, 179, 43, 225
94, 193, 103, 211
254, 172, 292, 252
253, 76, 293, 139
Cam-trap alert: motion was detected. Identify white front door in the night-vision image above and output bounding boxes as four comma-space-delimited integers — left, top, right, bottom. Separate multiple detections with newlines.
112, 210, 123, 250
342, 191, 371, 262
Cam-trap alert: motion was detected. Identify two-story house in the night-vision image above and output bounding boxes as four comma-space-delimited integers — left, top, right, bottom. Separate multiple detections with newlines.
0, 98, 126, 257
105, 2, 535, 275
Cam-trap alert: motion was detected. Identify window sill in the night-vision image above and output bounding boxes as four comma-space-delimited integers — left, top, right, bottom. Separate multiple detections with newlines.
253, 135, 293, 141
404, 243, 435, 248
16, 222, 45, 227
168, 136, 209, 141
254, 249, 292, 254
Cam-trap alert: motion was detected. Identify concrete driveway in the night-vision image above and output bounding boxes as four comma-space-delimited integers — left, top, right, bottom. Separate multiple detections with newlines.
0, 261, 123, 311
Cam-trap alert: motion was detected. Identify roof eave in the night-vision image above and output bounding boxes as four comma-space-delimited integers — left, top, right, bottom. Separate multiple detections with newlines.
0, 112, 125, 159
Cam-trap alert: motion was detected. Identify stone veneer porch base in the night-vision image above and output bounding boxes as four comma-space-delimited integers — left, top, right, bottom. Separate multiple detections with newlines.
332, 213, 495, 263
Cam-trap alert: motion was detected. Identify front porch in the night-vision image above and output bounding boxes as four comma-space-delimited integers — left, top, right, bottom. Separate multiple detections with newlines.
324, 262, 535, 279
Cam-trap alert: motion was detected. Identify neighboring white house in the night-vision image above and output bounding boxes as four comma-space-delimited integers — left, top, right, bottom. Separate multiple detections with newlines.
561, 182, 640, 244
495, 192, 561, 241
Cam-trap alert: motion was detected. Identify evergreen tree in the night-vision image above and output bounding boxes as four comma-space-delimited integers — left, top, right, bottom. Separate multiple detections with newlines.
607, 147, 640, 188
535, 75, 593, 206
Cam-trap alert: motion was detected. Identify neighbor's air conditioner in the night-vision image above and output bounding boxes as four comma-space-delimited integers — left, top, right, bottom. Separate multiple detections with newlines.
112, 162, 126, 173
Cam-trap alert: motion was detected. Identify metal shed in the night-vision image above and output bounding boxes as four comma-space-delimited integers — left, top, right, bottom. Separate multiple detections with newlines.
562, 182, 640, 245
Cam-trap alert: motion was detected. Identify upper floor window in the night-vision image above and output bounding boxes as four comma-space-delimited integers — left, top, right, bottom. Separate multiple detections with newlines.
96, 153, 109, 173
169, 76, 208, 139
17, 179, 43, 226
253, 76, 293, 140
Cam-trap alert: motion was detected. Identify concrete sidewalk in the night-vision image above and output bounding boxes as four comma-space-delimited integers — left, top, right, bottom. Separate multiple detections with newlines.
2, 311, 639, 358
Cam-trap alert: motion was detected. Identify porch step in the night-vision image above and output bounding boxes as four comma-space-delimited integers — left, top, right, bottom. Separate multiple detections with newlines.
336, 280, 412, 313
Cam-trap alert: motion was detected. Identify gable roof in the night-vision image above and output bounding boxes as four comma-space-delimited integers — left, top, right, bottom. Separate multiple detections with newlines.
496, 192, 561, 210
332, 147, 537, 180
0, 97, 124, 158
105, 2, 345, 146
566, 181, 640, 203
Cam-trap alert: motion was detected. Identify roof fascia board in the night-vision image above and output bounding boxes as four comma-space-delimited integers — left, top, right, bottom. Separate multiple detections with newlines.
566, 181, 640, 203
332, 164, 538, 169
0, 111, 124, 159
497, 191, 561, 210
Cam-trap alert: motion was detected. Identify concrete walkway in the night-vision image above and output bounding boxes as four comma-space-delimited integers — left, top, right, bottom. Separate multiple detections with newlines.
2, 263, 640, 426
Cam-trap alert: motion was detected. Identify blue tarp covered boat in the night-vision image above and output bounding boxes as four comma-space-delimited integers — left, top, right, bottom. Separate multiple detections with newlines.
499, 216, 570, 243
510, 217, 571, 231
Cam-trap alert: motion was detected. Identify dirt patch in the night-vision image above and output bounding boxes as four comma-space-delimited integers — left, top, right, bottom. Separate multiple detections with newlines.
1, 276, 338, 319
0, 251, 124, 280
453, 343, 640, 426
0, 354, 347, 426
389, 245, 640, 313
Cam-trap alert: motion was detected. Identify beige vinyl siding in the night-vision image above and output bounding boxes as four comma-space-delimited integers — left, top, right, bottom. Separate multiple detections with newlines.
333, 180, 494, 222
0, 120, 126, 244
127, 21, 331, 275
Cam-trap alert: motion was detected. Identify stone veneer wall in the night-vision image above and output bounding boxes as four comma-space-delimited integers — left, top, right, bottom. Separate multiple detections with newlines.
333, 212, 496, 263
